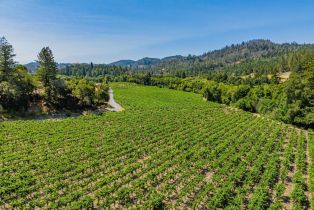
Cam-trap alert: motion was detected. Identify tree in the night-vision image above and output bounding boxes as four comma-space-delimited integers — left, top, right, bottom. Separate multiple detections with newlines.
0, 37, 16, 81
0, 38, 34, 112
202, 82, 222, 103
70, 79, 95, 106
143, 72, 152, 85
0, 65, 34, 111
95, 82, 110, 103
12, 65, 34, 108
0, 81, 17, 110
36, 47, 58, 101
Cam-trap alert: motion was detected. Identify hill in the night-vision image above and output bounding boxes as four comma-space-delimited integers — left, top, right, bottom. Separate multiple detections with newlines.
28, 40, 314, 75
109, 59, 136, 67
199, 39, 302, 64
109, 56, 184, 69
25, 62, 71, 73
1, 83, 312, 209
108, 40, 313, 72
110, 57, 161, 69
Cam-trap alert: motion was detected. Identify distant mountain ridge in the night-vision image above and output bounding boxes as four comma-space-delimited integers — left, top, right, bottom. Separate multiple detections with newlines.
199, 39, 302, 63
109, 57, 160, 68
108, 60, 136, 67
109, 40, 312, 69
25, 39, 314, 72
108, 55, 184, 69
26, 55, 184, 72
25, 62, 74, 73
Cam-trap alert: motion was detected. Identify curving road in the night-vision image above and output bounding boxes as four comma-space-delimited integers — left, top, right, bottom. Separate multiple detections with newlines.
108, 87, 124, 112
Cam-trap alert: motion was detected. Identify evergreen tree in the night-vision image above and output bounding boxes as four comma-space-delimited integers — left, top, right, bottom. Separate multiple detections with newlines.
36, 47, 57, 87
0, 37, 16, 81
36, 47, 58, 101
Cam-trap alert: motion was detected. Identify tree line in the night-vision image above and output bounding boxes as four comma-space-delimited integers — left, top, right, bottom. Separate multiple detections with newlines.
0, 37, 110, 118
60, 63, 128, 77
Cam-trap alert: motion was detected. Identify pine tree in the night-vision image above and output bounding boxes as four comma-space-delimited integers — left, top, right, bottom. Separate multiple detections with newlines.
36, 47, 57, 87
0, 37, 16, 81
36, 47, 58, 101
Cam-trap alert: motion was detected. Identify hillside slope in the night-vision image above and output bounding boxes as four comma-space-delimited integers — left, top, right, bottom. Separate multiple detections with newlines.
109, 40, 312, 70
1, 83, 312, 209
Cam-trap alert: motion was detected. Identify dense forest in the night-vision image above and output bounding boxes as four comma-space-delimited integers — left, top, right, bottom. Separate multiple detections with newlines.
59, 39, 314, 79
0, 37, 110, 119
60, 63, 128, 77
103, 40, 313, 76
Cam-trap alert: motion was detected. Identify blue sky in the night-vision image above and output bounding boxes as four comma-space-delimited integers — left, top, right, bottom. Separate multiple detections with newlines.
1, 0, 314, 64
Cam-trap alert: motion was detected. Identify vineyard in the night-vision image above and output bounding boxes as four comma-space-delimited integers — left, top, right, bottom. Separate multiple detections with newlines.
0, 82, 313, 209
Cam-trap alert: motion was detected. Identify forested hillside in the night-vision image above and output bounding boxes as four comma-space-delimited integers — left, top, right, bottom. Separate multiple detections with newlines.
59, 63, 127, 77
60, 39, 314, 78
106, 39, 313, 75
57, 39, 310, 74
